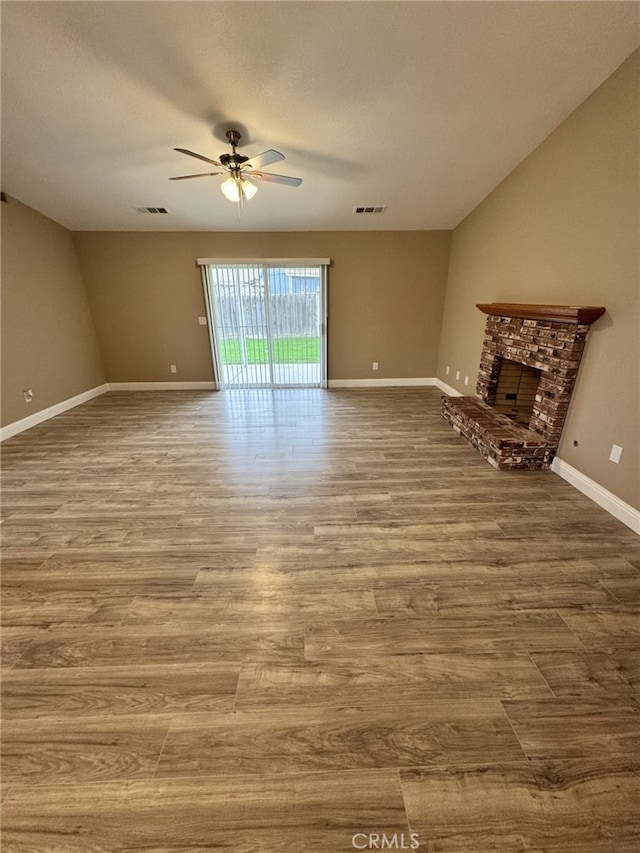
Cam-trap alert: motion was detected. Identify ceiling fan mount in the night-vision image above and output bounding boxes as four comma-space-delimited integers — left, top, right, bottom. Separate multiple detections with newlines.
218, 130, 249, 171
225, 128, 242, 149
170, 129, 302, 204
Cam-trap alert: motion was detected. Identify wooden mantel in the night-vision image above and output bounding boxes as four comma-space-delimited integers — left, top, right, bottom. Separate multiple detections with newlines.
476, 303, 605, 326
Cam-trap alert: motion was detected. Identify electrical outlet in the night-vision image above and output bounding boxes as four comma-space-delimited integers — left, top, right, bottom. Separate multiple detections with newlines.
609, 444, 623, 464
198, 317, 207, 325
170, 364, 177, 374
372, 362, 378, 371
22, 388, 33, 403
445, 365, 450, 375
455, 371, 460, 381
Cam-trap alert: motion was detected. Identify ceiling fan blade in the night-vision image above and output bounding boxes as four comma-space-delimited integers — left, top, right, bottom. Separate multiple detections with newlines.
251, 171, 302, 187
243, 149, 285, 170
174, 147, 222, 167
169, 172, 224, 180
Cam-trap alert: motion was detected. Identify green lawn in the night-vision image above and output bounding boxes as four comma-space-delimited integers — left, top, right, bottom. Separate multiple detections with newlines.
219, 337, 320, 365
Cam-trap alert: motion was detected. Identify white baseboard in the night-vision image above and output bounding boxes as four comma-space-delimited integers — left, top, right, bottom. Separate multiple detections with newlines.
328, 377, 437, 389
434, 378, 464, 397
0, 383, 110, 442
0, 381, 218, 441
551, 457, 640, 535
108, 382, 217, 391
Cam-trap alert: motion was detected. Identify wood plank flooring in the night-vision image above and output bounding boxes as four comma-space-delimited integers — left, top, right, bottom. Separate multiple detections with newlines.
1, 387, 639, 851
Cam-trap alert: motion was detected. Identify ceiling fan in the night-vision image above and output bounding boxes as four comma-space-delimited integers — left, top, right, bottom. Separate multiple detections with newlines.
170, 129, 302, 205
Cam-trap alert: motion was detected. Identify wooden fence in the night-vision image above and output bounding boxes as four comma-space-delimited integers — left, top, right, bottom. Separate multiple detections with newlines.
216, 292, 319, 339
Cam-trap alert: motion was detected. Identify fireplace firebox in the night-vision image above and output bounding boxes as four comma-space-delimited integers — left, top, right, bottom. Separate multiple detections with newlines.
491, 358, 542, 426
441, 303, 605, 470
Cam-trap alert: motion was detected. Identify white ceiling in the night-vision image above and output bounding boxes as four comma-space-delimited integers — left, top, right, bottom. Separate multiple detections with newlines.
2, 1, 638, 232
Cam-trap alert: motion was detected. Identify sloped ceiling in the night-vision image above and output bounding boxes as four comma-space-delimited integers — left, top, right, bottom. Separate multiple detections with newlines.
1, 1, 638, 231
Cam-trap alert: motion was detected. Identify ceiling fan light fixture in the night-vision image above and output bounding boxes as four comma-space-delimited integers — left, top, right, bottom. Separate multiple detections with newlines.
241, 178, 258, 200
220, 176, 241, 203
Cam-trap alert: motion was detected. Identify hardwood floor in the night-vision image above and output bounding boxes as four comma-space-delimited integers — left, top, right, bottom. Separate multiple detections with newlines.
1, 387, 639, 851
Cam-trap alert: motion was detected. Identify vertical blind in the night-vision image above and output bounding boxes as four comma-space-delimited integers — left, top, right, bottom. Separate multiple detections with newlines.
198, 259, 329, 389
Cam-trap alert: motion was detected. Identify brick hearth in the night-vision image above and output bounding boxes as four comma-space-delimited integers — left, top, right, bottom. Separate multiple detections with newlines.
442, 303, 605, 470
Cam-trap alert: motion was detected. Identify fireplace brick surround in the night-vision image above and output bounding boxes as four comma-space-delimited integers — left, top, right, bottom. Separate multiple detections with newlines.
442, 303, 605, 470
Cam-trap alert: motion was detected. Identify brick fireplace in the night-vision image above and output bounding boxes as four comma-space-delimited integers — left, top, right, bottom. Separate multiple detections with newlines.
442, 303, 605, 470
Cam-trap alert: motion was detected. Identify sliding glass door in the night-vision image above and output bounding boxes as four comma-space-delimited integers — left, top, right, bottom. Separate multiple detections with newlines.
201, 261, 327, 389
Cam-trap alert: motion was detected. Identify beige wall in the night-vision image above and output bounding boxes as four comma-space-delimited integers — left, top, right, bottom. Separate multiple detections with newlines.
437, 50, 639, 508
1, 196, 105, 427
72, 231, 451, 383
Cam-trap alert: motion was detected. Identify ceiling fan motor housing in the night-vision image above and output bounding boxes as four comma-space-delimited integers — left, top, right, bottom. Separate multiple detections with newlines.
219, 152, 249, 169
220, 129, 249, 172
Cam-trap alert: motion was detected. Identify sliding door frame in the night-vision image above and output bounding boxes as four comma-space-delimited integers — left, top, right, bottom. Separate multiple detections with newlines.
198, 258, 329, 390
199, 263, 223, 389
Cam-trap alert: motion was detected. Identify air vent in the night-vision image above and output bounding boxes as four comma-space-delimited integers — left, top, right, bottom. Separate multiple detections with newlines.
353, 206, 386, 214
135, 206, 169, 214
